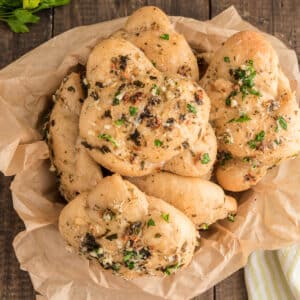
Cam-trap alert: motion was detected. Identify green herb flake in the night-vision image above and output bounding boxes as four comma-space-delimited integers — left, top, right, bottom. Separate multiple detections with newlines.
229, 113, 251, 123
151, 84, 160, 95
224, 56, 230, 63
98, 134, 118, 147
114, 119, 125, 126
243, 157, 251, 163
106, 233, 118, 241
227, 213, 236, 222
230, 60, 262, 100
225, 90, 238, 106
161, 213, 170, 223
201, 153, 210, 164
111, 263, 121, 271
154, 139, 163, 147
160, 33, 170, 40
163, 263, 180, 275
187, 103, 197, 114
147, 218, 156, 227
255, 130, 265, 142
278, 116, 288, 130
154, 233, 162, 238
247, 130, 265, 149
200, 223, 209, 230
129, 106, 138, 116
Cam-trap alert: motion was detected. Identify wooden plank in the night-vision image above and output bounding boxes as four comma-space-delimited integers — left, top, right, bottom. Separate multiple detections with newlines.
215, 269, 248, 300
0, 7, 53, 300
272, 0, 300, 61
211, 0, 273, 33
0, 174, 35, 299
53, 0, 210, 36
0, 10, 52, 69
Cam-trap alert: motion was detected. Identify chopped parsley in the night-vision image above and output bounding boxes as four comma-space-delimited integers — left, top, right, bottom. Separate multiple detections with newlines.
226, 60, 261, 104
277, 116, 287, 130
99, 134, 118, 147
200, 223, 209, 230
187, 103, 197, 114
243, 156, 251, 163
163, 263, 180, 275
232, 60, 262, 99
133, 80, 145, 87
225, 90, 238, 106
247, 130, 265, 149
123, 250, 136, 269
102, 209, 116, 221
113, 91, 122, 105
154, 139, 163, 147
201, 153, 210, 164
151, 84, 160, 95
218, 151, 233, 166
227, 213, 236, 222
147, 218, 156, 227
229, 113, 251, 123
224, 56, 230, 63
161, 213, 169, 223
160, 33, 170, 40
114, 119, 125, 126
129, 106, 138, 116
106, 233, 118, 241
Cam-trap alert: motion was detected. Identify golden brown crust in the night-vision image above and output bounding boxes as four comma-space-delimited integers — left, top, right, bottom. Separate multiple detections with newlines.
163, 123, 217, 178
59, 174, 197, 279
113, 6, 199, 81
201, 31, 300, 191
128, 172, 237, 228
79, 38, 210, 176
48, 73, 102, 201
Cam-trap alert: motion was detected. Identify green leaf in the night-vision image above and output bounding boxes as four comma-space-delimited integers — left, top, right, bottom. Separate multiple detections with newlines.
151, 84, 160, 95
160, 33, 169, 40
227, 213, 236, 222
224, 56, 230, 63
6, 17, 29, 32
200, 223, 209, 230
201, 153, 210, 164
14, 9, 39, 23
114, 119, 124, 126
147, 218, 155, 227
0, 0, 22, 8
129, 106, 138, 116
154, 139, 163, 147
278, 116, 287, 130
163, 263, 180, 275
255, 130, 265, 142
23, 0, 40, 9
187, 103, 197, 114
36, 0, 71, 10
229, 113, 251, 123
98, 133, 118, 147
161, 213, 169, 223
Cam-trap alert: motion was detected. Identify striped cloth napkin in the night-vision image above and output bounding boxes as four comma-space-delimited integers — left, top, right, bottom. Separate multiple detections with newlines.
245, 245, 300, 299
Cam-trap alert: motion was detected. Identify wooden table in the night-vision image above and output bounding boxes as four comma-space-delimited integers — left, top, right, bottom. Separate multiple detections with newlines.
0, 0, 298, 299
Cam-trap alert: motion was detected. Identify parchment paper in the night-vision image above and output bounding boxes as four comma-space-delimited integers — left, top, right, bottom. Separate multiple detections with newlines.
1, 6, 300, 300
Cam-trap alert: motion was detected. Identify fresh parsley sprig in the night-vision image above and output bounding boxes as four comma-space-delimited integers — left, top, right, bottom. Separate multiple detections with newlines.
0, 0, 71, 33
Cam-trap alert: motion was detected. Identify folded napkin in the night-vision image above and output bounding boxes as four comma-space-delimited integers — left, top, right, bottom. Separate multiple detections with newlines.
245, 245, 300, 299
